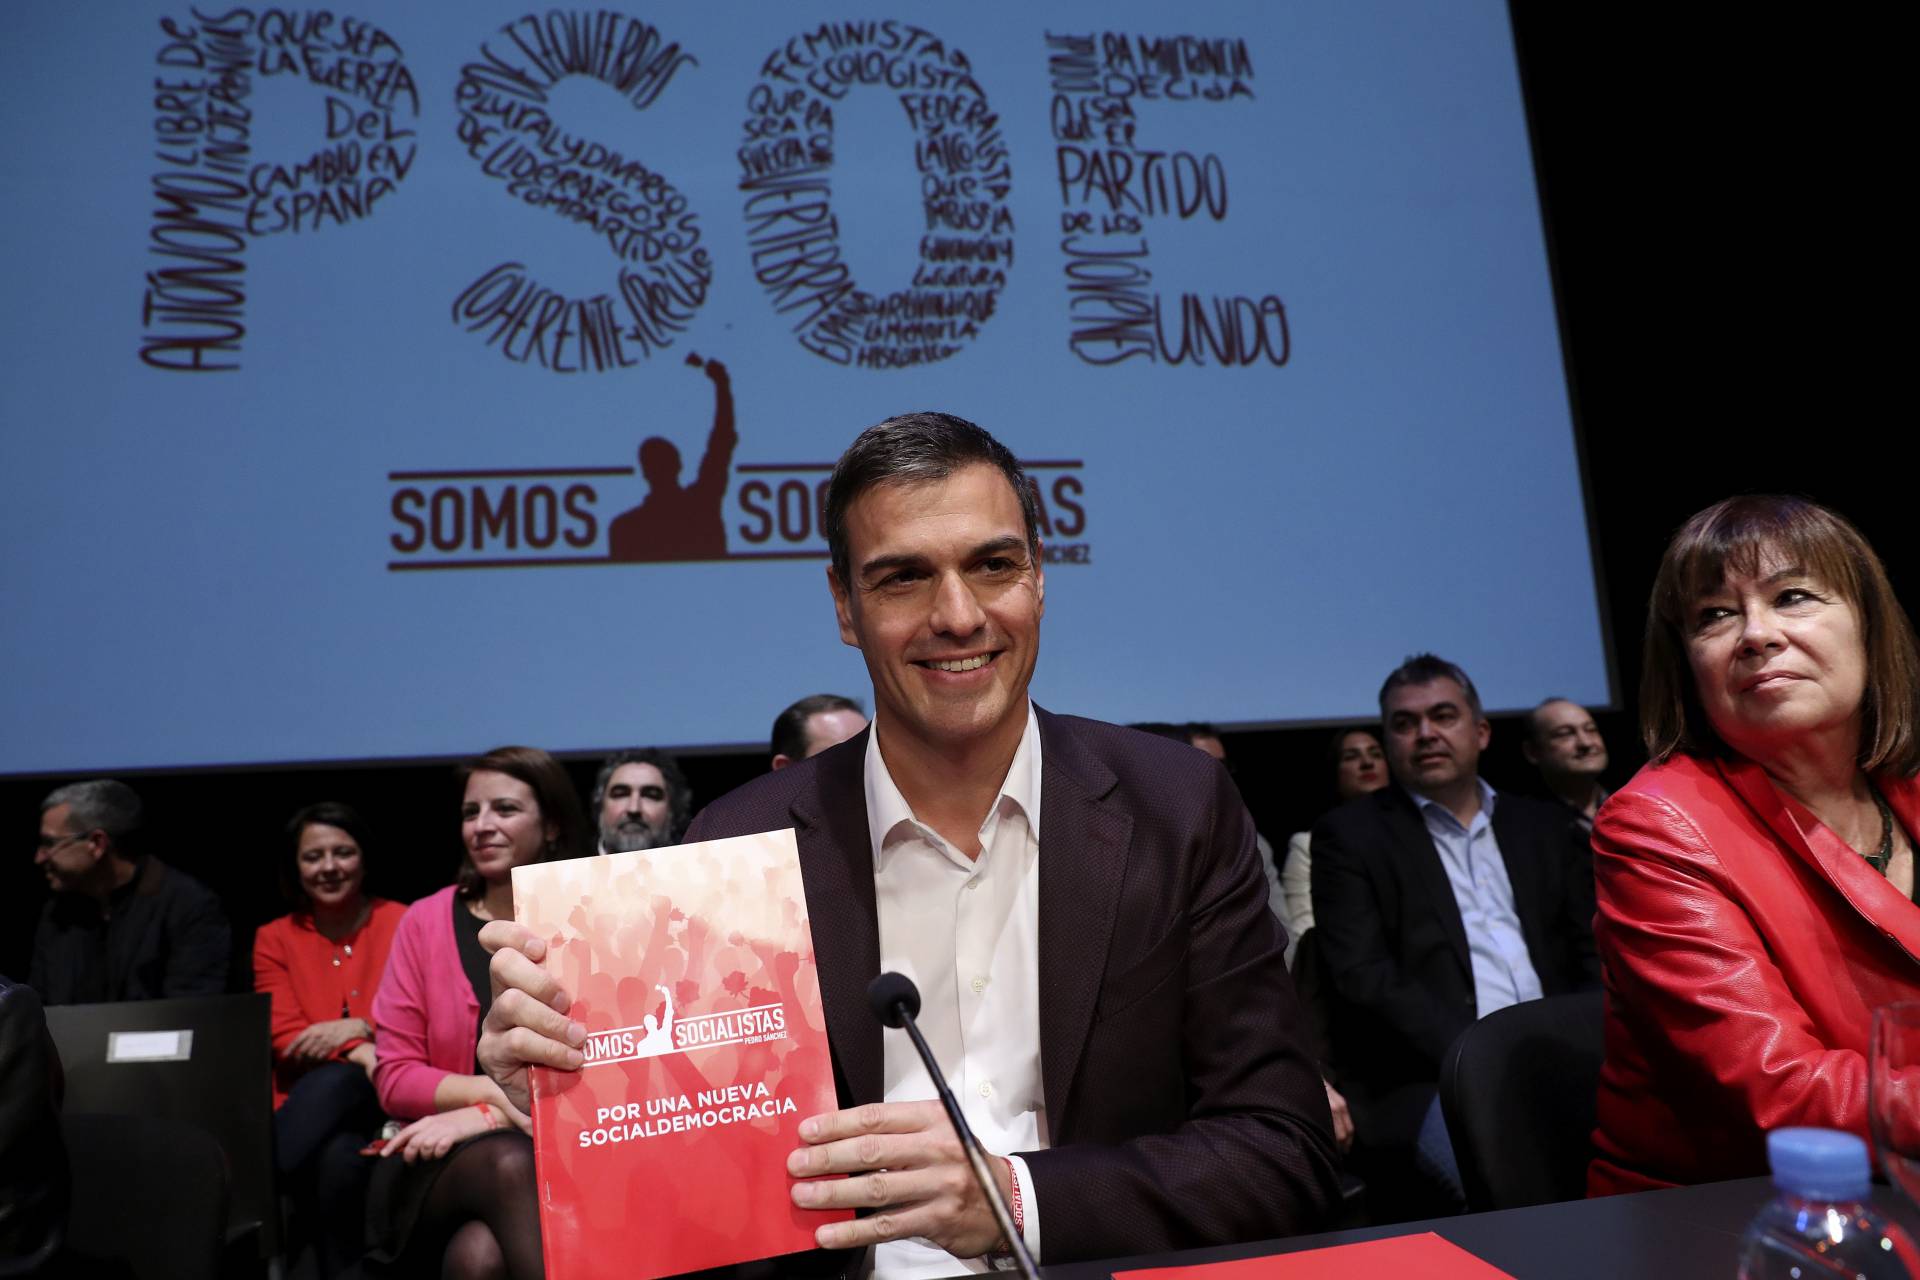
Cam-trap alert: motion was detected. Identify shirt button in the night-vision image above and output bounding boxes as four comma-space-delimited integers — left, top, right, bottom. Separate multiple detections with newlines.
350, 989, 360, 998
331, 957, 341, 967
979, 1081, 993, 1098
965, 879, 980, 891
971, 977, 987, 994
343, 944, 353, 957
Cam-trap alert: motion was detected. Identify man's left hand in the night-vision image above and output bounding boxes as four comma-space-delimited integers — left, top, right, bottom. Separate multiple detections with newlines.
786, 1100, 1010, 1259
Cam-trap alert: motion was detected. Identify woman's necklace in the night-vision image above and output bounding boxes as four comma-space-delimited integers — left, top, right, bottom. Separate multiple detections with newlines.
1863, 785, 1895, 874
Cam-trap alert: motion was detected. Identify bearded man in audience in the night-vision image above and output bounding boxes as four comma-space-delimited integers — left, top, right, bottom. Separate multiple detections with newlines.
591, 749, 692, 854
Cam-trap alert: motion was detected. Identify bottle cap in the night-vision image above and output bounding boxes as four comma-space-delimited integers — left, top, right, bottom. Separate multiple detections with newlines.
1767, 1127, 1871, 1201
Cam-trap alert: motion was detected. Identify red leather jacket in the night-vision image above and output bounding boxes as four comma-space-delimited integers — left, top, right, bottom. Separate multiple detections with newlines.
1589, 753, 1920, 1195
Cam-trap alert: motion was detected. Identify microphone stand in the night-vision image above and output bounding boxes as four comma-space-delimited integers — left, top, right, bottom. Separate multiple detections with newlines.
874, 978, 1041, 1280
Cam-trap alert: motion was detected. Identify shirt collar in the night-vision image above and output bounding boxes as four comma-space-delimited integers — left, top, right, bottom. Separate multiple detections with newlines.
864, 702, 1042, 870
1404, 777, 1498, 829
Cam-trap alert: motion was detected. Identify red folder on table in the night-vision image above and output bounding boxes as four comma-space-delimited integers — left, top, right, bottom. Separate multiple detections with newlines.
513, 828, 848, 1280
1116, 1233, 1516, 1280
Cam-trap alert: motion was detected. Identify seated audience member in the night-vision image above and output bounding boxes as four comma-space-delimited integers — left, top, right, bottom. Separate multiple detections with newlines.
367, 747, 589, 1279
1133, 725, 1276, 880
769, 693, 869, 769
1142, 721, 1359, 1159
591, 748, 691, 853
1522, 698, 1612, 831
1280, 728, 1389, 966
1279, 729, 1389, 1162
30, 779, 230, 1004
0, 974, 66, 1273
1312, 655, 1598, 1219
253, 802, 407, 1277
1590, 497, 1920, 1194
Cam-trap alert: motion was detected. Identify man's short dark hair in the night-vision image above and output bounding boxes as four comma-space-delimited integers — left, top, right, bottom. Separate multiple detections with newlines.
822, 412, 1041, 583
771, 694, 865, 762
40, 780, 143, 855
590, 748, 692, 842
1378, 654, 1484, 719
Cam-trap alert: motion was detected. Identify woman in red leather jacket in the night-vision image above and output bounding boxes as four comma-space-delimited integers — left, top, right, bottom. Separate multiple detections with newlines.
1590, 494, 1920, 1195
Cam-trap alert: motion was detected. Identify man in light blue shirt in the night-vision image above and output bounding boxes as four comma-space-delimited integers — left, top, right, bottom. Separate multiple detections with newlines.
1310, 654, 1599, 1220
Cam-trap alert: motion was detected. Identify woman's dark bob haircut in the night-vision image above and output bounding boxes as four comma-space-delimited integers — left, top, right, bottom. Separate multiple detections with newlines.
1641, 494, 1920, 774
282, 801, 375, 909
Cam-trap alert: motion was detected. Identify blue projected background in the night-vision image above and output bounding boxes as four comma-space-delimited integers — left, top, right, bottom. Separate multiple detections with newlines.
0, 1, 1606, 773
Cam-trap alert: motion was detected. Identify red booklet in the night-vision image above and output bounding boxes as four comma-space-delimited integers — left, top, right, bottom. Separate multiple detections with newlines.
1115, 1233, 1516, 1280
513, 828, 848, 1280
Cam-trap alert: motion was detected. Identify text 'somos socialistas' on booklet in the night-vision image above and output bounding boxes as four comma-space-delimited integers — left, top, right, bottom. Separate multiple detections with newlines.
513, 828, 849, 1280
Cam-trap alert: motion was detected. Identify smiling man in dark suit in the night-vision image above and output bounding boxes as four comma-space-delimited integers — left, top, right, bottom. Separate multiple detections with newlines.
478, 413, 1339, 1276
1310, 654, 1599, 1220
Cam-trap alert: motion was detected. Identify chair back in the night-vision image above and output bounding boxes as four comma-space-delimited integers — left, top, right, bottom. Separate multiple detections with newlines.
44, 993, 276, 1260
62, 1112, 228, 1280
1439, 989, 1604, 1211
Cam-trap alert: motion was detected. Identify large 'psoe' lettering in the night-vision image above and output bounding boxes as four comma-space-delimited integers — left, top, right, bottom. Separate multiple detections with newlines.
452, 11, 710, 372
741, 21, 1013, 368
140, 8, 418, 371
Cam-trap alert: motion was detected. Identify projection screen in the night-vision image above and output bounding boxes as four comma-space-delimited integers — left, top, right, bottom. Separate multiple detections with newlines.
0, 1, 1608, 772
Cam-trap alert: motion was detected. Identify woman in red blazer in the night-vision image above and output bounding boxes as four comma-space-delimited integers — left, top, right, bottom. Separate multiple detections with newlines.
1590, 495, 1920, 1195
252, 801, 406, 1276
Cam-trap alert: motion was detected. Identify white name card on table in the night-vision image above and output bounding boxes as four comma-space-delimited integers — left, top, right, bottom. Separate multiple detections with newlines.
107, 1030, 193, 1063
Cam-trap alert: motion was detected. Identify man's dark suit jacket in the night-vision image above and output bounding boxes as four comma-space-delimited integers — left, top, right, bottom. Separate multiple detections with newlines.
683, 707, 1340, 1263
0, 975, 66, 1273
1309, 785, 1599, 1147
30, 856, 231, 1006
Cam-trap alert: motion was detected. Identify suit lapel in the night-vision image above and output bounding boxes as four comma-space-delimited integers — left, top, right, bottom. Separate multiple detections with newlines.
790, 733, 885, 1106
1382, 789, 1472, 977
1720, 757, 1920, 966
1034, 709, 1131, 1135
1491, 796, 1550, 957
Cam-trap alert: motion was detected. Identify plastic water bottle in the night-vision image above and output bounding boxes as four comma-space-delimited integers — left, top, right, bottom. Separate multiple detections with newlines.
1738, 1128, 1919, 1279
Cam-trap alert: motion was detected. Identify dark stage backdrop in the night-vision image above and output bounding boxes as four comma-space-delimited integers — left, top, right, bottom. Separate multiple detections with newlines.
0, 7, 1895, 982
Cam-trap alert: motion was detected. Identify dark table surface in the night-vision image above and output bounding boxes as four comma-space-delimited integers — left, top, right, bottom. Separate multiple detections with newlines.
1044, 1178, 1920, 1280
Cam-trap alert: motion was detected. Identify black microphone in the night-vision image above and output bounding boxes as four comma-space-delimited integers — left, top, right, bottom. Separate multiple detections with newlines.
867, 970, 920, 1028
866, 972, 1040, 1280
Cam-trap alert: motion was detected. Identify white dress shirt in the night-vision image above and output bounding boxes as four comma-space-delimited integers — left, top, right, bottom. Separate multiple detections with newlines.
865, 706, 1046, 1280
1277, 831, 1313, 969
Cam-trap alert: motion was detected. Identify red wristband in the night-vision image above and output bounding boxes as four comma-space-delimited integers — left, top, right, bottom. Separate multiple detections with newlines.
1001, 1156, 1025, 1242
474, 1102, 499, 1130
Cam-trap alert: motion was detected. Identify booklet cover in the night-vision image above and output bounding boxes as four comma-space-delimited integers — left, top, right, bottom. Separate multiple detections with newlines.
513, 828, 847, 1280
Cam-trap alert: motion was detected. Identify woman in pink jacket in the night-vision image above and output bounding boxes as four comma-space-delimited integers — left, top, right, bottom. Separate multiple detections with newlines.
368, 746, 590, 1278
